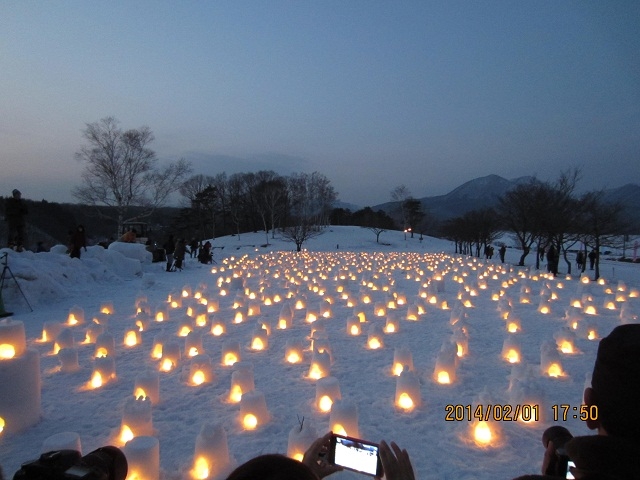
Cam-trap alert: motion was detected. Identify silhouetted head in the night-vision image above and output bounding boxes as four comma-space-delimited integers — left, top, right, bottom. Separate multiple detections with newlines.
225, 454, 317, 480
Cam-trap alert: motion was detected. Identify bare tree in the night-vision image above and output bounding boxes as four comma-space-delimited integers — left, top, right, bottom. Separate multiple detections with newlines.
73, 117, 191, 233
391, 185, 410, 232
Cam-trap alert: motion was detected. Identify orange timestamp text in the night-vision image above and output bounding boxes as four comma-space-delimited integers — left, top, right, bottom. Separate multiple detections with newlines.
551, 404, 598, 421
444, 404, 540, 422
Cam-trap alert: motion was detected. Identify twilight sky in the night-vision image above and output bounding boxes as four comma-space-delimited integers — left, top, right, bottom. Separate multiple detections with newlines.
1, 1, 639, 207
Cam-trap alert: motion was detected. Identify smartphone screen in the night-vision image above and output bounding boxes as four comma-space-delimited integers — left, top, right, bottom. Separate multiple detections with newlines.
566, 460, 576, 479
329, 433, 382, 477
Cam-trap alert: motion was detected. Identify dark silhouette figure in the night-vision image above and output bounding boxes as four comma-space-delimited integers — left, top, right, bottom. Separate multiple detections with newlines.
499, 245, 506, 263
69, 225, 87, 259
5, 189, 28, 251
174, 238, 187, 270
588, 249, 597, 270
163, 234, 175, 271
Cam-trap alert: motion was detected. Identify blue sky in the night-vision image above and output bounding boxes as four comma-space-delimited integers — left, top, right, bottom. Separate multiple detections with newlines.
1, 1, 639, 207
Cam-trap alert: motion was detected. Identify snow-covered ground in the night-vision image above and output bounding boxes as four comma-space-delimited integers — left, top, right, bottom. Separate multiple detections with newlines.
1, 226, 638, 480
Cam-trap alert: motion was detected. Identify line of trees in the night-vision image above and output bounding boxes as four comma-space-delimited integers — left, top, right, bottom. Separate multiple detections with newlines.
440, 170, 636, 279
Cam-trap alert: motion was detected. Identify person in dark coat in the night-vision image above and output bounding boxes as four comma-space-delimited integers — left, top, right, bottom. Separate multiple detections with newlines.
198, 240, 212, 264
174, 238, 187, 270
69, 225, 87, 259
499, 245, 506, 263
189, 238, 198, 258
588, 249, 597, 270
5, 189, 28, 251
163, 234, 175, 272
546, 245, 558, 276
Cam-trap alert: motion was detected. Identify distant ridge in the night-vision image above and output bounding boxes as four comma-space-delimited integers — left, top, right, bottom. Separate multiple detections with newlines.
370, 174, 640, 224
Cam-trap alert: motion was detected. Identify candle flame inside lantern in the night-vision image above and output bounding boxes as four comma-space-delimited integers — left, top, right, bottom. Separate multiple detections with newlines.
223, 352, 238, 366
397, 392, 414, 411
473, 421, 493, 446
151, 344, 163, 359
588, 330, 597, 340
91, 371, 103, 389
243, 413, 258, 430
0, 417, 4, 434
392, 362, 404, 376
192, 457, 210, 480
155, 312, 165, 322
318, 395, 333, 412
0, 344, 16, 359
308, 363, 325, 380
547, 363, 563, 377
234, 312, 244, 324
560, 341, 574, 354
437, 371, 451, 384
160, 358, 174, 372
120, 424, 134, 443
332, 423, 347, 436
95, 347, 108, 358
134, 387, 147, 400
192, 370, 205, 385
124, 331, 138, 347
286, 352, 302, 364
188, 347, 199, 357
368, 337, 381, 349
350, 324, 361, 336
584, 305, 597, 315
507, 322, 519, 333
251, 337, 265, 351
229, 385, 243, 403
505, 349, 520, 364
211, 324, 224, 336
67, 315, 78, 326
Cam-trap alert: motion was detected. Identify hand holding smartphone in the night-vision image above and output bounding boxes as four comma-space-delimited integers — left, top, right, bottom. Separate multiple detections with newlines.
328, 433, 382, 477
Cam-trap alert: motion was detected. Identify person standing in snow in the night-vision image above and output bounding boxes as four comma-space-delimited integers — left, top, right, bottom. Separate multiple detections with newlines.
69, 225, 87, 259
174, 238, 187, 270
163, 234, 175, 271
5, 188, 28, 251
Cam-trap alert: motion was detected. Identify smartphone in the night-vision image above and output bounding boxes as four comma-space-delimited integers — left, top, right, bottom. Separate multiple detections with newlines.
328, 433, 382, 477
566, 459, 576, 479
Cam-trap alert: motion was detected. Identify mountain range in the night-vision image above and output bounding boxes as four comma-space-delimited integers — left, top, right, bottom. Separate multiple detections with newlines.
368, 174, 640, 225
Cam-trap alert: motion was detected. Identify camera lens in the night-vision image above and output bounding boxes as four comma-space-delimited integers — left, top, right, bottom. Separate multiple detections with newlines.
69, 446, 127, 480
542, 425, 573, 451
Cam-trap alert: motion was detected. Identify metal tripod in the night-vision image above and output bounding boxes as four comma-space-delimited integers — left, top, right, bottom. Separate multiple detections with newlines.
0, 252, 33, 316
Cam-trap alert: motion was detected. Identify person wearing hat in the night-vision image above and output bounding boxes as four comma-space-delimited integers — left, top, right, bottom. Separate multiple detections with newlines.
514, 324, 640, 479
4, 189, 28, 251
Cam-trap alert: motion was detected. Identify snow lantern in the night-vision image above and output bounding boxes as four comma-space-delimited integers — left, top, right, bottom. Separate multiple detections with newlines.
346, 315, 361, 336
366, 323, 384, 350
67, 305, 85, 326
89, 355, 116, 389
239, 390, 270, 430
284, 339, 304, 364
392, 346, 414, 376
329, 399, 359, 437
84, 322, 104, 344
221, 341, 241, 366
134, 370, 160, 405
119, 397, 153, 445
39, 321, 62, 343
159, 341, 181, 373
123, 328, 141, 348
53, 328, 75, 355
250, 327, 269, 351
41, 431, 82, 454
124, 436, 160, 480
315, 376, 342, 413
0, 319, 41, 434
540, 341, 565, 377
228, 362, 255, 403
308, 349, 331, 380
395, 366, 421, 411
189, 354, 215, 386
58, 347, 80, 373
191, 423, 231, 480
287, 421, 318, 462
501, 336, 522, 364
94, 332, 116, 358
433, 341, 457, 384
185, 331, 204, 357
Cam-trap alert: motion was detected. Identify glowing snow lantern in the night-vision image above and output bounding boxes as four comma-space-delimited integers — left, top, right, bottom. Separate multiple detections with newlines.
506, 318, 521, 333
185, 331, 204, 357
384, 314, 399, 334
119, 397, 153, 444
150, 334, 167, 360
472, 421, 496, 447
537, 298, 552, 315
100, 301, 114, 315
373, 302, 386, 317
239, 390, 270, 430
210, 318, 226, 336
583, 301, 598, 315
177, 317, 193, 337
315, 376, 342, 413
540, 341, 565, 377
329, 399, 359, 437
221, 341, 241, 366
346, 316, 361, 336
41, 431, 82, 454
284, 340, 304, 364
233, 308, 246, 324
278, 303, 294, 330
124, 436, 160, 480
554, 329, 578, 354
191, 423, 231, 480
90, 355, 116, 388
247, 301, 261, 317
366, 324, 384, 350
250, 328, 269, 351
67, 306, 85, 326
287, 421, 318, 462
406, 304, 420, 321
189, 354, 214, 386
134, 370, 160, 404
228, 363, 255, 403
159, 342, 180, 372
155, 307, 169, 323
308, 350, 331, 380
392, 347, 414, 376
501, 337, 521, 364
395, 366, 421, 411
53, 328, 75, 355
0, 319, 41, 434
433, 343, 457, 384
40, 321, 62, 343
124, 329, 141, 347
94, 332, 115, 358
